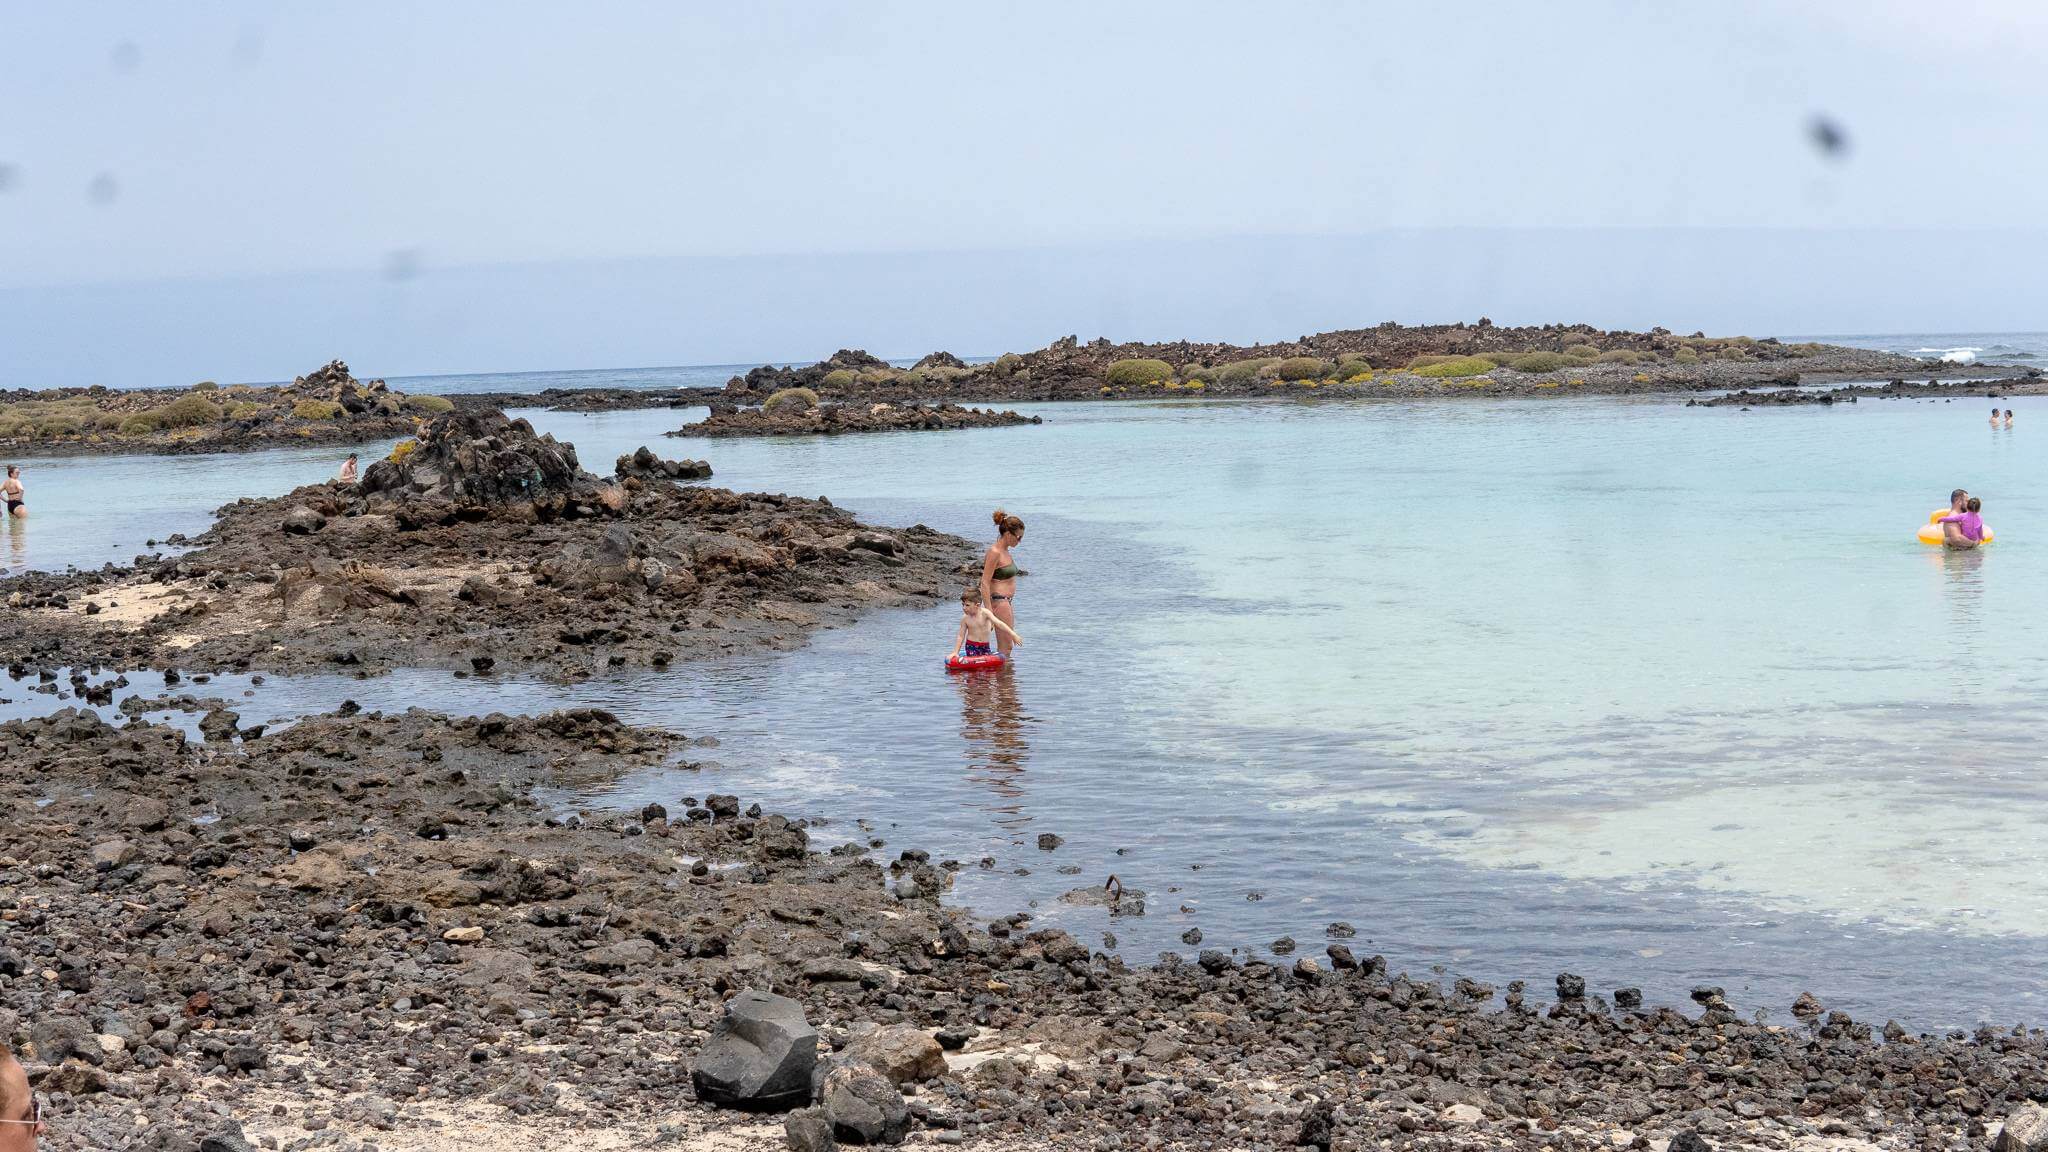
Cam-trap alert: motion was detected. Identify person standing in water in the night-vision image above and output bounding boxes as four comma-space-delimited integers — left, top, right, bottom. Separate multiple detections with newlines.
337, 453, 359, 484
1991, 406, 2002, 428
2, 466, 23, 519
980, 508, 1026, 659
2005, 409, 2015, 429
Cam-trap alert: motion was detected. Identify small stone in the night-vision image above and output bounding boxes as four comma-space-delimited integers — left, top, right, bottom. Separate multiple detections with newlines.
1555, 972, 1586, 1000
1614, 987, 1643, 1010
1036, 832, 1063, 851
89, 839, 138, 872
441, 926, 484, 944
1325, 921, 1356, 938
1326, 944, 1357, 970
1441, 1104, 1484, 1126
1669, 1133, 1712, 1152
1270, 936, 1295, 955
784, 1106, 836, 1152
1180, 927, 1202, 946
1995, 1104, 2048, 1152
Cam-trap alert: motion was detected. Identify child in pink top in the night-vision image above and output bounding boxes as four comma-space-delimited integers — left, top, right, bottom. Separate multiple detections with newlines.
1939, 497, 1985, 548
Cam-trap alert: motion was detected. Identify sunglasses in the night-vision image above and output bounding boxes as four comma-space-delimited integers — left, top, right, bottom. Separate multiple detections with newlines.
0, 1094, 44, 1132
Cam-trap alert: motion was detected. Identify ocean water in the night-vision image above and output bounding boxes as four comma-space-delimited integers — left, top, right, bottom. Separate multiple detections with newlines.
1821, 331, 2048, 372
7, 361, 2048, 1026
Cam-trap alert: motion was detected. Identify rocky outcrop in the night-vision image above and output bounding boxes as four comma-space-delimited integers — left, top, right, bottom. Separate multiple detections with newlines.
1686, 377, 2041, 407
357, 409, 617, 521
614, 445, 712, 480
674, 402, 1039, 438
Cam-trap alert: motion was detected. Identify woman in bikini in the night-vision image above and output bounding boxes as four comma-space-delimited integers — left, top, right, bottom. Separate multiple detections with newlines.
2, 466, 23, 519
980, 508, 1025, 658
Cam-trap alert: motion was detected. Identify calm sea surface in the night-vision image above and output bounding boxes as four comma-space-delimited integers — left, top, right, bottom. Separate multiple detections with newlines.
6, 342, 2047, 1027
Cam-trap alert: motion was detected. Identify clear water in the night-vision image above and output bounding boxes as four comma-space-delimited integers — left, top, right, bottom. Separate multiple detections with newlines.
8, 374, 2048, 1027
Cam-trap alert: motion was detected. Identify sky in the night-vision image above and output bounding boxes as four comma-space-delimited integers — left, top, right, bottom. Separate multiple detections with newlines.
2, 1, 2045, 385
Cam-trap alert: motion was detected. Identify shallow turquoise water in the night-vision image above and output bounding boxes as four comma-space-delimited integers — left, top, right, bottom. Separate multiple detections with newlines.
9, 391, 2047, 1024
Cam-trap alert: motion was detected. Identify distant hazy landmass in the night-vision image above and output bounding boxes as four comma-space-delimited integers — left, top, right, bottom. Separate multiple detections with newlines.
4, 227, 2045, 389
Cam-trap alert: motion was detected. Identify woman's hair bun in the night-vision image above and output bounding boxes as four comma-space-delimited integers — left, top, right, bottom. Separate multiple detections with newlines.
992, 508, 1008, 526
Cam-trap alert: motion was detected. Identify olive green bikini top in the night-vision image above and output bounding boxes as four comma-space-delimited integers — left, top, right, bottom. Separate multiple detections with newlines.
992, 563, 1020, 580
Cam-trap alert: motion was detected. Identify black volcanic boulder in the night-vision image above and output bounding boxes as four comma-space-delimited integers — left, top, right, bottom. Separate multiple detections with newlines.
691, 990, 818, 1111
359, 409, 615, 518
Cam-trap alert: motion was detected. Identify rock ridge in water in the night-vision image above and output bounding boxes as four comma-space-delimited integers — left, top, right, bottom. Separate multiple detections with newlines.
0, 407, 971, 678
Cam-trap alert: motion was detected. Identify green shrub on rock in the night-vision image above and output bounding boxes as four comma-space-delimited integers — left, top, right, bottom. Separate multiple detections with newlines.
819, 369, 857, 390
292, 399, 346, 420
160, 395, 224, 427
1563, 344, 1600, 360
404, 393, 455, 414
1509, 352, 1573, 373
1273, 357, 1332, 381
1212, 359, 1266, 388
764, 387, 820, 414
1595, 349, 1641, 364
1413, 357, 1495, 379
992, 353, 1023, 377
119, 414, 162, 436
192, 381, 220, 391
1104, 359, 1175, 388
1674, 349, 1700, 365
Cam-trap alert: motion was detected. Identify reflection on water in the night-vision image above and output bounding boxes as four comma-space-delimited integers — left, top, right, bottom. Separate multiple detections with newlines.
954, 667, 1033, 830
5, 516, 24, 572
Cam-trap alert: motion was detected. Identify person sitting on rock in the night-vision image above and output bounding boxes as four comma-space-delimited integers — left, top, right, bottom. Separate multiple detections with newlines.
949, 587, 1020, 662
336, 453, 359, 485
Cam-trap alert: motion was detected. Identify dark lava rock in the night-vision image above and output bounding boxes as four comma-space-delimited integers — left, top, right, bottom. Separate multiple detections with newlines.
1669, 1133, 1712, 1152
1298, 1099, 1336, 1150
691, 990, 819, 1112
1555, 972, 1586, 1000
1325, 921, 1356, 938
1035, 832, 1063, 851
1180, 927, 1202, 946
1270, 936, 1296, 955
281, 506, 326, 535
1326, 944, 1357, 970
785, 1106, 838, 1151
1614, 986, 1643, 1010
1197, 950, 1232, 975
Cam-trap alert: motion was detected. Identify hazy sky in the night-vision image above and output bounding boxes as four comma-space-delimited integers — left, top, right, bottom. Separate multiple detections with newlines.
3, 1, 2045, 384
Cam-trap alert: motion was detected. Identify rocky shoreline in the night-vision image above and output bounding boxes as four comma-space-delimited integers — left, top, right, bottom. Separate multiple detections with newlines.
7, 695, 2048, 1152
0, 361, 443, 458
1686, 377, 2046, 408
0, 410, 966, 680
673, 401, 1041, 438
452, 386, 725, 414
712, 328, 2034, 409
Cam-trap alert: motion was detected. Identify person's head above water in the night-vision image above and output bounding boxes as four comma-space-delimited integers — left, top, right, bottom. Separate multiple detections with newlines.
1951, 489, 1969, 511
992, 508, 1024, 545
1967, 497, 1982, 513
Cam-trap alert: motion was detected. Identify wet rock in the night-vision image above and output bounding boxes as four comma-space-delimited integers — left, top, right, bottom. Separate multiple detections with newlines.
1180, 927, 1202, 946
692, 990, 819, 1112
1271, 936, 1296, 955
1326, 944, 1357, 970
1614, 986, 1643, 1010
1035, 832, 1063, 851
615, 445, 712, 481
1555, 972, 1585, 1000
281, 506, 326, 534
1792, 991, 1824, 1018
819, 1060, 910, 1145
1197, 950, 1232, 975
1326, 921, 1356, 938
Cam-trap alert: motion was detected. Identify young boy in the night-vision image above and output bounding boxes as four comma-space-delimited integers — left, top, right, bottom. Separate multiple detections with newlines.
1939, 496, 1985, 549
949, 588, 1021, 660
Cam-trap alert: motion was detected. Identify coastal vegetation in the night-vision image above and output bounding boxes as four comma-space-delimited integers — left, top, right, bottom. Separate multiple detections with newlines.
1105, 358, 1175, 387
1413, 356, 1496, 379
0, 359, 433, 455
764, 386, 821, 413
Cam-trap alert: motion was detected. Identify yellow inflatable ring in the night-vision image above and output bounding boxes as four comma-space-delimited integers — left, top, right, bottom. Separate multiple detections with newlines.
1918, 508, 1993, 546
